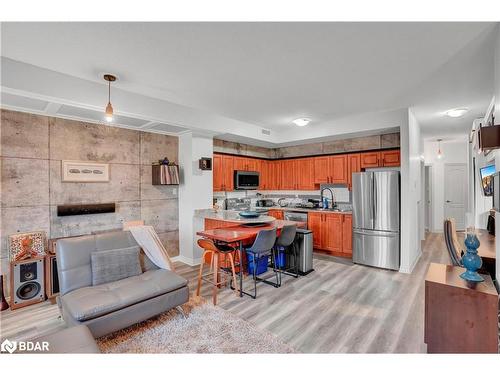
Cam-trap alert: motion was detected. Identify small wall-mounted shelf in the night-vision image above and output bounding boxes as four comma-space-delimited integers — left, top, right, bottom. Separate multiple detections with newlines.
152, 164, 180, 185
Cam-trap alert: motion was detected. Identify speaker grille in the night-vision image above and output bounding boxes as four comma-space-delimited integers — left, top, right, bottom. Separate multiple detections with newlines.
16, 282, 41, 300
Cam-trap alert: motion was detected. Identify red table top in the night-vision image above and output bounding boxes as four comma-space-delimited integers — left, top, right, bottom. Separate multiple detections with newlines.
196, 220, 300, 243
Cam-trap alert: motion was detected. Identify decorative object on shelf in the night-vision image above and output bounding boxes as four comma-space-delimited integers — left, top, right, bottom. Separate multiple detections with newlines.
152, 163, 180, 185
103, 74, 117, 123
199, 157, 212, 170
9, 231, 46, 261
158, 157, 170, 165
459, 226, 484, 283
238, 211, 261, 218
0, 275, 10, 311
62, 160, 110, 182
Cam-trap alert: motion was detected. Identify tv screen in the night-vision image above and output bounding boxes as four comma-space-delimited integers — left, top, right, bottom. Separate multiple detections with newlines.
480, 164, 495, 196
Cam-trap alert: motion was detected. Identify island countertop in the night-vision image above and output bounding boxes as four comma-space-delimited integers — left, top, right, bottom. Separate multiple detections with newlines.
194, 209, 276, 224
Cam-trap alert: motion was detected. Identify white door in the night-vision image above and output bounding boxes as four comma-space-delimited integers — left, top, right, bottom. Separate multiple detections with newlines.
444, 163, 467, 230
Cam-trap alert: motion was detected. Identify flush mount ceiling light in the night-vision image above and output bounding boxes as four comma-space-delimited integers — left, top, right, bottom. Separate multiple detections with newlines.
437, 139, 443, 159
292, 118, 311, 127
446, 108, 469, 118
103, 74, 117, 123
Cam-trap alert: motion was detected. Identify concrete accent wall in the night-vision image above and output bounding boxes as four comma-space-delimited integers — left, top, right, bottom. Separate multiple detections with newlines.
214, 132, 400, 159
1, 109, 179, 276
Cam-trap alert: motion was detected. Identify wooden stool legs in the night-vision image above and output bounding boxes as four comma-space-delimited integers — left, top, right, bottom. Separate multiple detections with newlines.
196, 239, 239, 305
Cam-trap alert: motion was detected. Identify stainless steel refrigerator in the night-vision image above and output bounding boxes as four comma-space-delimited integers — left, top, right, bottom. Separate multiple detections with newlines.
352, 171, 400, 270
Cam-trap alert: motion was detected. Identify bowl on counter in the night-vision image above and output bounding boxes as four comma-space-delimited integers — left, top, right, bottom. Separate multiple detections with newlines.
238, 211, 261, 218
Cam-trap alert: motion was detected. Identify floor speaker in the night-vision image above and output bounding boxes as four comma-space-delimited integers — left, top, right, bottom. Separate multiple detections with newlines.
10, 257, 45, 310
45, 254, 59, 299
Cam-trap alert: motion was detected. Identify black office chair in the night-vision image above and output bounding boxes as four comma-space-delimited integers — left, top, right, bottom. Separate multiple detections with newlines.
244, 227, 278, 299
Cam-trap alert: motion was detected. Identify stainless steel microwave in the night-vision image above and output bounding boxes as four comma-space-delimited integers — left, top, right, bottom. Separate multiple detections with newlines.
234, 170, 259, 190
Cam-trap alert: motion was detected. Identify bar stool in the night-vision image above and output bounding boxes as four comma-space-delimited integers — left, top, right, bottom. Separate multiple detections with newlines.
196, 239, 238, 305
244, 227, 278, 299
274, 224, 298, 284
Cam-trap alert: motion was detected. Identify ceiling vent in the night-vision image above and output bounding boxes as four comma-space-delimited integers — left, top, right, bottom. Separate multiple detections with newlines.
1, 92, 49, 111
261, 128, 271, 136
57, 105, 149, 127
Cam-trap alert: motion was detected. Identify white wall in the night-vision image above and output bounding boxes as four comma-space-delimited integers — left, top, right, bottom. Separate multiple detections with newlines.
400, 109, 422, 273
423, 138, 469, 231
494, 23, 500, 285
178, 132, 214, 265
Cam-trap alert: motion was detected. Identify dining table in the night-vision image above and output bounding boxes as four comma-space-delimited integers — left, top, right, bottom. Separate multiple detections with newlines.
196, 219, 300, 298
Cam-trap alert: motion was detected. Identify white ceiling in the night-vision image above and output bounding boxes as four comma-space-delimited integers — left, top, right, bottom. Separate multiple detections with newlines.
1, 22, 498, 143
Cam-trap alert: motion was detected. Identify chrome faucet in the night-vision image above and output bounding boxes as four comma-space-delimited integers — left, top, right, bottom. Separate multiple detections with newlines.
320, 187, 335, 209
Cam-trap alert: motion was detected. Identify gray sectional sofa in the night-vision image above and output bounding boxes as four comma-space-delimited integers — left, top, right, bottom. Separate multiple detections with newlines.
56, 231, 189, 338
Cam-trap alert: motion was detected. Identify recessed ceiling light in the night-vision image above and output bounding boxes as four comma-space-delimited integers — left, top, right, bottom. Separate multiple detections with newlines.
292, 118, 311, 127
446, 108, 469, 118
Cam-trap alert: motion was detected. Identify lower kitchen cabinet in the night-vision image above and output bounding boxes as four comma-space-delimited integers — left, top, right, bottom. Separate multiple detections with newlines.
268, 209, 284, 220
307, 212, 352, 257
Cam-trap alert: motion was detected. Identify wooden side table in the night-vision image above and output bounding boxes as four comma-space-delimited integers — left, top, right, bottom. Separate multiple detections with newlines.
424, 263, 499, 353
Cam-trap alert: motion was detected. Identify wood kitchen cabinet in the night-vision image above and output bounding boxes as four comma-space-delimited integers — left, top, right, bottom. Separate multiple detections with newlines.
259, 160, 270, 190
296, 158, 315, 190
314, 156, 330, 184
342, 214, 352, 255
268, 160, 281, 190
380, 150, 400, 167
268, 209, 284, 220
280, 159, 296, 190
308, 212, 351, 257
233, 156, 249, 171
329, 155, 347, 184
360, 152, 380, 168
347, 153, 361, 190
213, 154, 234, 191
307, 212, 323, 249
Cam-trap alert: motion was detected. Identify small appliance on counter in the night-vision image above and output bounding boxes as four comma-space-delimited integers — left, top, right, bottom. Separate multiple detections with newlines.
256, 199, 274, 207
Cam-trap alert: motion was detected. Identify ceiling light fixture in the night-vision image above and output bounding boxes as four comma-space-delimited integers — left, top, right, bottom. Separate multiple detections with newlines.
446, 108, 469, 118
437, 139, 443, 159
292, 118, 311, 127
103, 74, 117, 123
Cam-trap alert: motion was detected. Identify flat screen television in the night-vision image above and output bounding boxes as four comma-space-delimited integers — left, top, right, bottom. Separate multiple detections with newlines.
480, 164, 495, 196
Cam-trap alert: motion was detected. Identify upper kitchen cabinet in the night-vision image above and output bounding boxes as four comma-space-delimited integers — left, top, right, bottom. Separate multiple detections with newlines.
360, 152, 380, 168
281, 159, 296, 190
380, 150, 400, 167
314, 156, 330, 184
347, 153, 361, 190
213, 154, 234, 191
329, 155, 347, 184
268, 160, 282, 190
296, 158, 315, 190
233, 156, 249, 171
213, 154, 223, 191
259, 160, 270, 190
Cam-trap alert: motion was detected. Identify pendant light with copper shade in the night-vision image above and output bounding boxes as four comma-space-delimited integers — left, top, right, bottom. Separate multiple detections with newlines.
437, 139, 443, 159
103, 74, 116, 123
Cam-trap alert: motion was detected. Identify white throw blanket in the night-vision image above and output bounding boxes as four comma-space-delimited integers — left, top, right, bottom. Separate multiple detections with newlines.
128, 225, 174, 271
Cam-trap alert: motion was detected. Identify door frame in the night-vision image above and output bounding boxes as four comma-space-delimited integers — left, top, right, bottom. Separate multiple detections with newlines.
424, 165, 433, 232
443, 163, 467, 231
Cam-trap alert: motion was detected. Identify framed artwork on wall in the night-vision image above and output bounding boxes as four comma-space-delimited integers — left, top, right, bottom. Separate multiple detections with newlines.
62, 160, 110, 182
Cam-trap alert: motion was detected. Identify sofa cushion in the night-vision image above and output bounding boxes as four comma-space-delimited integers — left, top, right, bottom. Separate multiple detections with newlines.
61, 269, 188, 322
91, 246, 142, 286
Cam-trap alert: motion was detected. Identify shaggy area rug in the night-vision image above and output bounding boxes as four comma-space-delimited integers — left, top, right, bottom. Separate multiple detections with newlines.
96, 298, 295, 353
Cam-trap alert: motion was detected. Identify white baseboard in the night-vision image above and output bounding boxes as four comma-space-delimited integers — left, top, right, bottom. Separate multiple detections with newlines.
399, 250, 422, 274
171, 255, 202, 266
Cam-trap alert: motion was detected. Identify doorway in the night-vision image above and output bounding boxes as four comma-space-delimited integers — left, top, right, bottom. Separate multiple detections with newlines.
444, 163, 467, 230
425, 165, 432, 232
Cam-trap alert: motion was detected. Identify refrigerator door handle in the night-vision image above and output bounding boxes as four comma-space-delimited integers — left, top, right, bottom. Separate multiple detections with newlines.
373, 173, 377, 229
353, 228, 399, 237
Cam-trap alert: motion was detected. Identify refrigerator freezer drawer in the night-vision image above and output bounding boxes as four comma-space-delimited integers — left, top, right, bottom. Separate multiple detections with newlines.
353, 230, 400, 270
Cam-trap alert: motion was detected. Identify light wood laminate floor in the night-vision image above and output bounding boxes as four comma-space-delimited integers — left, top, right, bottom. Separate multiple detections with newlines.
0, 233, 458, 353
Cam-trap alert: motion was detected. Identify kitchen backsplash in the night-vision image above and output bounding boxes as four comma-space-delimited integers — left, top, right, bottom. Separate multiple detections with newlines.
214, 184, 351, 205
